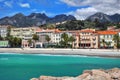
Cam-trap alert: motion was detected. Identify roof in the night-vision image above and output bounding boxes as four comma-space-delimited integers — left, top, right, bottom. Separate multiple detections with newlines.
36, 28, 61, 33
36, 28, 42, 32
80, 29, 95, 33
54, 29, 61, 33
62, 30, 80, 33
97, 30, 118, 35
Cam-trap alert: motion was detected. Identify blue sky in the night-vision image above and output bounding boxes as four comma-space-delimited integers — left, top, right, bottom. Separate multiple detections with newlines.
0, 0, 82, 18
0, 0, 120, 20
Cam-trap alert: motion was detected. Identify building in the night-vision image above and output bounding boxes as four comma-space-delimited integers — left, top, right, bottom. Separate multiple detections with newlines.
36, 28, 62, 44
10, 27, 36, 39
79, 29, 99, 49
97, 30, 118, 48
0, 25, 8, 38
10, 27, 37, 48
0, 41, 9, 48
62, 30, 80, 48
72, 32, 80, 48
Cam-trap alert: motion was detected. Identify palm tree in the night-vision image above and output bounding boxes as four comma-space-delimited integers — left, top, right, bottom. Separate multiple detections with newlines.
113, 34, 120, 49
61, 33, 69, 48
45, 35, 51, 45
106, 41, 111, 48
7, 35, 14, 47
32, 34, 39, 41
101, 39, 106, 48
69, 36, 76, 48
28, 39, 32, 47
0, 35, 3, 40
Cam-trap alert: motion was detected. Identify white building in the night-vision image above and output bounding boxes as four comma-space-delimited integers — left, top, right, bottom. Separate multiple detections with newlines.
97, 30, 118, 48
0, 25, 8, 38
36, 28, 62, 44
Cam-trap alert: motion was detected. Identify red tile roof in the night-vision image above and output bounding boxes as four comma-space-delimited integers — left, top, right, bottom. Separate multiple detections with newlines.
97, 30, 117, 35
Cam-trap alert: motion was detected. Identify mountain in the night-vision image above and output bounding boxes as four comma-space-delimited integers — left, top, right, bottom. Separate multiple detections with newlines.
86, 12, 120, 23
0, 13, 76, 27
110, 13, 120, 22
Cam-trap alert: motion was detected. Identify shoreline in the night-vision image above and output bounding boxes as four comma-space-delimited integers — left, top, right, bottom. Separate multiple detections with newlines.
0, 48, 120, 58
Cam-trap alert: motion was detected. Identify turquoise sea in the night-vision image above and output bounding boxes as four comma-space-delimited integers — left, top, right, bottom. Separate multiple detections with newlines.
0, 53, 120, 80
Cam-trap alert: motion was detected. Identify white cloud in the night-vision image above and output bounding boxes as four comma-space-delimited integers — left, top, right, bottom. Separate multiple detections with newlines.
67, 7, 98, 20
19, 3, 30, 8
61, 0, 120, 20
4, 1, 13, 8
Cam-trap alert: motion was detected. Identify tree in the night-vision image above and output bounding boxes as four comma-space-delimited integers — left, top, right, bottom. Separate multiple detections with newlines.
7, 26, 11, 37
60, 33, 69, 48
69, 36, 76, 48
113, 34, 120, 49
47, 24, 55, 29
0, 35, 3, 40
13, 37, 22, 47
28, 39, 32, 47
101, 39, 106, 48
45, 35, 51, 44
32, 34, 39, 41
7, 35, 14, 47
7, 36, 21, 47
106, 42, 111, 48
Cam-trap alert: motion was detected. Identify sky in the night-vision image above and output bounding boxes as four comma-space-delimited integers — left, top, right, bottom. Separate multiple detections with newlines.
0, 0, 120, 20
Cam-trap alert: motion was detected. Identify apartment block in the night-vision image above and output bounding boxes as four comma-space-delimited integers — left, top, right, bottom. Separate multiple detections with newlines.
97, 30, 118, 48
0, 25, 8, 38
10, 27, 36, 48
36, 28, 62, 43
79, 29, 99, 49
10, 27, 36, 39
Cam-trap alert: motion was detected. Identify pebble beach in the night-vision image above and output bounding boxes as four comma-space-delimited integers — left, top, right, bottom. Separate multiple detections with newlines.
0, 48, 120, 58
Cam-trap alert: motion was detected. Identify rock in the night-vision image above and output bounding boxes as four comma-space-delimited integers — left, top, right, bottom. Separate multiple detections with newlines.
91, 70, 112, 80
77, 73, 91, 79
107, 68, 120, 80
30, 78, 39, 80
30, 68, 120, 80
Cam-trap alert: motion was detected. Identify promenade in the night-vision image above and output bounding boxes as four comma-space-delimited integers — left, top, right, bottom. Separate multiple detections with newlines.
0, 48, 120, 58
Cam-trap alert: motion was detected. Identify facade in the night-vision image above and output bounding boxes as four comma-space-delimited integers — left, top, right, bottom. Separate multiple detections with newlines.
79, 29, 99, 48
10, 27, 37, 48
36, 28, 62, 44
0, 41, 9, 47
72, 32, 80, 48
10, 27, 36, 39
52, 32, 62, 43
97, 30, 117, 48
62, 30, 80, 48
0, 25, 8, 38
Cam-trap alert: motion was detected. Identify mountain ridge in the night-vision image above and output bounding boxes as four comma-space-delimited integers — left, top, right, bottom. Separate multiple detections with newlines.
0, 13, 76, 27
86, 12, 120, 23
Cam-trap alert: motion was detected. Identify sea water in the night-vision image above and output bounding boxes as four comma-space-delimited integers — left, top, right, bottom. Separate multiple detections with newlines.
0, 53, 120, 80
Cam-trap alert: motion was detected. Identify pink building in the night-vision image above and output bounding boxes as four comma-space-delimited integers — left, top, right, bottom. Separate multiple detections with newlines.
79, 29, 99, 48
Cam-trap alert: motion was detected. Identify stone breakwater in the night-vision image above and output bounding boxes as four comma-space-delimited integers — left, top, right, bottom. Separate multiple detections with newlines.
30, 68, 120, 80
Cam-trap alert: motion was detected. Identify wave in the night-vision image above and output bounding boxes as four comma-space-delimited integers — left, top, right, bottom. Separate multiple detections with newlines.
31, 54, 89, 57
0, 52, 102, 58
0, 52, 113, 59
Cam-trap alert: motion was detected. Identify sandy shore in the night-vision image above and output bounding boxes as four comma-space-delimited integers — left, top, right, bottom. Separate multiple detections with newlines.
0, 48, 120, 58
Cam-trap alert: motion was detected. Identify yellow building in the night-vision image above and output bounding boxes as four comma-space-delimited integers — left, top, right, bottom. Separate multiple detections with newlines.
10, 27, 37, 48
10, 27, 36, 40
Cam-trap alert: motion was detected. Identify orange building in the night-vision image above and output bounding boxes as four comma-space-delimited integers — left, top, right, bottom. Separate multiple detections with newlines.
79, 29, 99, 48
